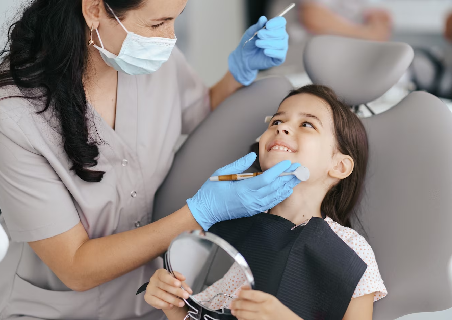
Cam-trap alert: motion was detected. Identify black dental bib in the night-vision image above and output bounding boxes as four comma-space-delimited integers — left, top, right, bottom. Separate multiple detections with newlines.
207, 213, 368, 320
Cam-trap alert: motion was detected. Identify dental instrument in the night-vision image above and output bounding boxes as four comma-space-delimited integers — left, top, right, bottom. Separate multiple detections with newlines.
210, 165, 310, 182
243, 3, 296, 48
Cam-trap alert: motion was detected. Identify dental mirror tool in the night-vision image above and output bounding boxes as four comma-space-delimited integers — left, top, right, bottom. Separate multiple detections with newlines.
243, 3, 296, 47
210, 165, 310, 182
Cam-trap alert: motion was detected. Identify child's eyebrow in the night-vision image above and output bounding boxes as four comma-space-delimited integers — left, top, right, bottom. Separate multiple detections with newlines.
300, 112, 323, 127
272, 111, 323, 127
271, 111, 286, 118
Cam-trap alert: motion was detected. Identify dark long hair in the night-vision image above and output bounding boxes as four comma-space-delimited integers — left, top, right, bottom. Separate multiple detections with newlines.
0, 0, 144, 182
251, 85, 369, 228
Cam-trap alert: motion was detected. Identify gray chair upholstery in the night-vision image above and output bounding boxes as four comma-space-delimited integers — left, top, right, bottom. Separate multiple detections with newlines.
303, 35, 414, 106
153, 36, 452, 319
0, 222, 7, 263
397, 305, 452, 320
359, 92, 452, 319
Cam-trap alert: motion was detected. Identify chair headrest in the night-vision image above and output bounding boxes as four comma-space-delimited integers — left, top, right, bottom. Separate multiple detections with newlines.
303, 35, 414, 106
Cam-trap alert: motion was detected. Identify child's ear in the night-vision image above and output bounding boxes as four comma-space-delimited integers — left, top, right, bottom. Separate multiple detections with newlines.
328, 154, 354, 180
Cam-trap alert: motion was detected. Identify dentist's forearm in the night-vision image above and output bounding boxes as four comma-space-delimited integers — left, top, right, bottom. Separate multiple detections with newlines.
210, 71, 243, 110
70, 205, 202, 291
30, 205, 202, 292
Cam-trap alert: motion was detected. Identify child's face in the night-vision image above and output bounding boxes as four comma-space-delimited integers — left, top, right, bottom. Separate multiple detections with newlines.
259, 94, 338, 184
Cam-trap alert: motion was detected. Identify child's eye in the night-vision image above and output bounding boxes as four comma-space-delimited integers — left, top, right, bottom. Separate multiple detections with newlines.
151, 22, 165, 29
271, 120, 282, 126
301, 122, 314, 129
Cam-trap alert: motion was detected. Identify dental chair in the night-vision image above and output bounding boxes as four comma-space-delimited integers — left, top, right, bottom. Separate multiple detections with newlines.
153, 35, 452, 319
0, 221, 8, 262
304, 35, 452, 319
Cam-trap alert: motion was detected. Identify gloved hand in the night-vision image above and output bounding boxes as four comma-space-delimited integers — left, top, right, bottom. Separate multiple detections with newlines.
229, 16, 289, 86
187, 153, 301, 231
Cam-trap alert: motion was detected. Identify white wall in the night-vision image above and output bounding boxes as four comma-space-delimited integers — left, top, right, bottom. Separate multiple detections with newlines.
375, 0, 452, 33
180, 0, 245, 87
0, 0, 25, 49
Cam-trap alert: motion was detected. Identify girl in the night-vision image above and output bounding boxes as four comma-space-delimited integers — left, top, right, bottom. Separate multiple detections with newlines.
143, 85, 387, 320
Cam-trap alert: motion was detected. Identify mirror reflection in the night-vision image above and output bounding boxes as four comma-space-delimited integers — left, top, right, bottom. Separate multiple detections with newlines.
168, 234, 253, 312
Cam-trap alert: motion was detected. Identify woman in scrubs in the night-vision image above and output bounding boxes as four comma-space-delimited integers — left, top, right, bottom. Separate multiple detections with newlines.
0, 0, 297, 319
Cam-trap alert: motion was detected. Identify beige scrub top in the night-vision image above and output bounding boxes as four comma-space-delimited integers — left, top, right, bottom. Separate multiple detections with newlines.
0, 47, 211, 320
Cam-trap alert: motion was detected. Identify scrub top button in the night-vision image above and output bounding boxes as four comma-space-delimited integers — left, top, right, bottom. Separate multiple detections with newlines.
135, 221, 141, 228
131, 191, 137, 198
122, 159, 128, 167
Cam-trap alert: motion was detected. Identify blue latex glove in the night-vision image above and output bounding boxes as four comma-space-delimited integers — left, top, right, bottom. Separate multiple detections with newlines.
229, 16, 289, 86
187, 153, 301, 231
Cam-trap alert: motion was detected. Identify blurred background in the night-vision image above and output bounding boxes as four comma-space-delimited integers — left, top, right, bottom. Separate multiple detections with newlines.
2, 0, 452, 115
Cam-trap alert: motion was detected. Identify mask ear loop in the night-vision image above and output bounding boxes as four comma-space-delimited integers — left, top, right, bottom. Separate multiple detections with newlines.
88, 23, 105, 50
95, 29, 105, 49
105, 3, 129, 34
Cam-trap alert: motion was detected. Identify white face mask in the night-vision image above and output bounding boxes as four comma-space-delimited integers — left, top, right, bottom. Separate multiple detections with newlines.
93, 4, 177, 75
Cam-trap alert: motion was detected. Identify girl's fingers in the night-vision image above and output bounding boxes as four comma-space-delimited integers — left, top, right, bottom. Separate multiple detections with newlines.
181, 281, 193, 294
158, 280, 190, 300
155, 287, 186, 307
173, 271, 186, 281
173, 271, 193, 294
238, 287, 268, 303
232, 308, 259, 320
159, 270, 182, 288
239, 285, 252, 292
144, 293, 174, 310
231, 298, 261, 313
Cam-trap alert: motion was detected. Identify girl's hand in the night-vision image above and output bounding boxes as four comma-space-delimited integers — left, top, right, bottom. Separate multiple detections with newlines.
144, 269, 193, 310
230, 286, 300, 320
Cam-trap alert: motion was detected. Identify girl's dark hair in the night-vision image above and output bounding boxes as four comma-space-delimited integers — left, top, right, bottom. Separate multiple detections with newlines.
251, 84, 369, 228
0, 0, 144, 182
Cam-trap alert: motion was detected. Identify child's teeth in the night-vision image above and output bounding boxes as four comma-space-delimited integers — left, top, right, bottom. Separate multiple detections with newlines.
271, 145, 293, 152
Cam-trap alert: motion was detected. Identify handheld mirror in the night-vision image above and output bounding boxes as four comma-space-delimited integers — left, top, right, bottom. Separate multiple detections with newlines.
138, 230, 254, 320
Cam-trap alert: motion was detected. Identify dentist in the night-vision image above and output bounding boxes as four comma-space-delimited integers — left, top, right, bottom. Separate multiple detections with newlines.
0, 0, 298, 319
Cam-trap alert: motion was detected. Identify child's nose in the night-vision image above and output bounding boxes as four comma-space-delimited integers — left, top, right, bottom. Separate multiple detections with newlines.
276, 123, 291, 135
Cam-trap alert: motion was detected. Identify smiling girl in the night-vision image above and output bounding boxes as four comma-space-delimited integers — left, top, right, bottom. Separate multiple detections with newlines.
144, 85, 387, 320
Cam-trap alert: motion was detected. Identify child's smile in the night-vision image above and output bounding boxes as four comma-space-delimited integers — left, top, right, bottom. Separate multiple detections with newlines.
266, 140, 297, 153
